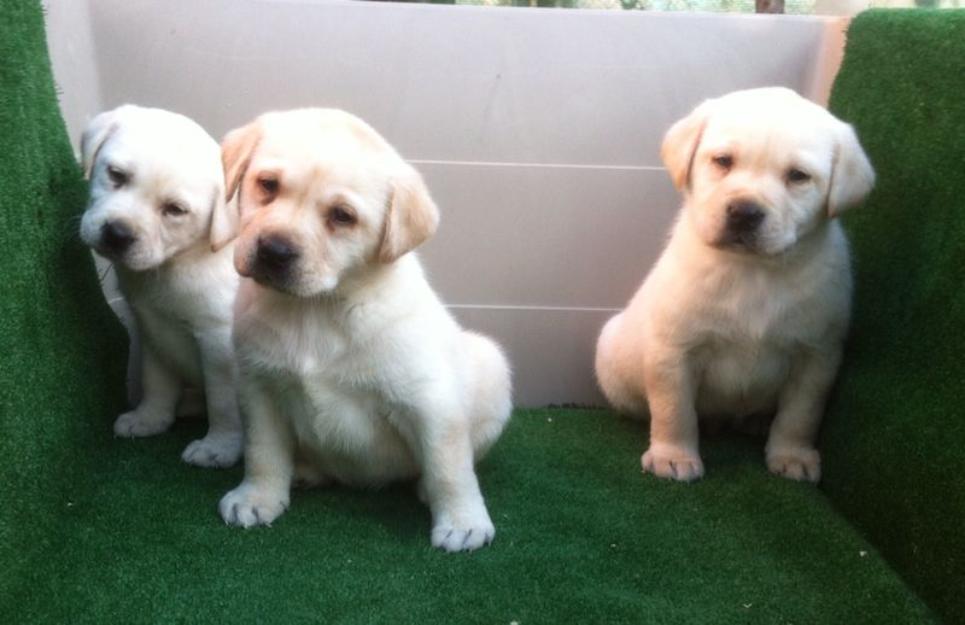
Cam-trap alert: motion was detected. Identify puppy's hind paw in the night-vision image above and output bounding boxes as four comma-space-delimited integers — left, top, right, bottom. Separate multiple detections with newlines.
642, 445, 704, 482
182, 433, 242, 468
431, 511, 495, 553
293, 460, 331, 489
767, 446, 821, 483
113, 410, 173, 438
219, 483, 289, 528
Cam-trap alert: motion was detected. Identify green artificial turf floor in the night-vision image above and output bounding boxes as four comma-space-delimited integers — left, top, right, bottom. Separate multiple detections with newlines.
2, 410, 934, 624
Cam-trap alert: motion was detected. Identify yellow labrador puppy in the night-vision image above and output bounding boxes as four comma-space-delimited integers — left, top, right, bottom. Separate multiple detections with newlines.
212, 109, 512, 552
596, 87, 874, 483
79, 105, 242, 467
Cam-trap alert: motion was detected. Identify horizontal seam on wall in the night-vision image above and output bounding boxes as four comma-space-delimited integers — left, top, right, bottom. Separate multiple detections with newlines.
446, 304, 621, 313
409, 159, 663, 172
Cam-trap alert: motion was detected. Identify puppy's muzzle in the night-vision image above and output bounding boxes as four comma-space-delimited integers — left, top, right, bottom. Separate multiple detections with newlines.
725, 200, 765, 235
253, 235, 299, 283
98, 220, 137, 256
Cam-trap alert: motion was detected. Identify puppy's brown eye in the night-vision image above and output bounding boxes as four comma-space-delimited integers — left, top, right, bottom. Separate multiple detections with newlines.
257, 177, 279, 197
162, 201, 187, 217
712, 155, 734, 170
106, 165, 129, 187
787, 168, 811, 184
329, 206, 356, 227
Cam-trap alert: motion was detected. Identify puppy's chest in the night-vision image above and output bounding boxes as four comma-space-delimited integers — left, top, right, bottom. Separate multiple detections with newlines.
694, 269, 824, 343
237, 310, 383, 401
241, 311, 339, 372
693, 288, 809, 370
689, 276, 826, 412
243, 320, 409, 476
124, 272, 229, 330
272, 370, 385, 443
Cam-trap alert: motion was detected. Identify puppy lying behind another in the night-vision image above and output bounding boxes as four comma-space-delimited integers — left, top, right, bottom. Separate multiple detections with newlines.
80, 105, 242, 467
596, 88, 875, 483
212, 109, 512, 552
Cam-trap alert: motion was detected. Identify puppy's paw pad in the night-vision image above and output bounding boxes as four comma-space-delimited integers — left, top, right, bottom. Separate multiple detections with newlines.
219, 485, 288, 528
767, 447, 821, 483
431, 513, 495, 553
113, 410, 172, 438
182, 435, 242, 468
642, 446, 704, 482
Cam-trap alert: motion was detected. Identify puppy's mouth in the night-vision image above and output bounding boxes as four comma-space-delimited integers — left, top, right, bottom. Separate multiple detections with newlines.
245, 259, 311, 297
92, 237, 166, 271
93, 243, 126, 260
239, 238, 339, 298
97, 250, 161, 272
712, 231, 762, 255
248, 264, 294, 292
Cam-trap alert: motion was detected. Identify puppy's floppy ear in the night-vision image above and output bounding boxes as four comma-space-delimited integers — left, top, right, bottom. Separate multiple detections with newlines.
378, 164, 440, 264
826, 122, 875, 218
80, 106, 130, 179
211, 122, 261, 251
661, 100, 712, 192
207, 176, 230, 253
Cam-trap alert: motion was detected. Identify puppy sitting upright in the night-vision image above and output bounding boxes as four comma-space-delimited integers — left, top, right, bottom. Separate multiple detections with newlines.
212, 109, 512, 552
595, 88, 874, 483
80, 105, 242, 467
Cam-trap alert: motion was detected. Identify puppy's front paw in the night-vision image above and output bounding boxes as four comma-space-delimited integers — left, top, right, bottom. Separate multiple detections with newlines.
642, 444, 704, 482
431, 508, 495, 553
113, 410, 173, 438
219, 483, 289, 528
767, 446, 820, 482
182, 433, 242, 468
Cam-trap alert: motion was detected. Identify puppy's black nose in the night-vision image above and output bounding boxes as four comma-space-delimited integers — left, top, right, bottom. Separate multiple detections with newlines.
726, 200, 765, 233
256, 235, 299, 271
100, 220, 136, 254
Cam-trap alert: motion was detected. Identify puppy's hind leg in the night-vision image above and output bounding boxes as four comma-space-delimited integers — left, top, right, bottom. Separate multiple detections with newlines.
293, 450, 332, 489
114, 341, 179, 438
463, 332, 512, 460
595, 314, 649, 417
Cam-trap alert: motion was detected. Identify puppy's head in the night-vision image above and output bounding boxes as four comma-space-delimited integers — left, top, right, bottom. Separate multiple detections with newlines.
79, 105, 225, 271
211, 109, 439, 298
662, 87, 875, 256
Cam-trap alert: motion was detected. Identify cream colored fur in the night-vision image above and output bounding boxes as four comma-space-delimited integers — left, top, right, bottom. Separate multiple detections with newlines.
595, 88, 875, 483
213, 109, 512, 552
79, 105, 242, 467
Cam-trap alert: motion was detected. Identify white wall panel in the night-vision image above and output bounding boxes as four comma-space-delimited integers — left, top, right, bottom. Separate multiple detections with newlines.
46, 0, 845, 405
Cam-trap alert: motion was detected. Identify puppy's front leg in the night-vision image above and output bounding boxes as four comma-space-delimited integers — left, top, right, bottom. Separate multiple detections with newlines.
220, 381, 294, 527
181, 331, 243, 468
642, 349, 704, 481
415, 402, 494, 552
114, 341, 179, 437
766, 348, 842, 483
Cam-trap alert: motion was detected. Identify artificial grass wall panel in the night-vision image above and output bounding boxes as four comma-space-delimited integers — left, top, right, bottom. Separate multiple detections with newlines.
0, 0, 127, 609
823, 9, 965, 624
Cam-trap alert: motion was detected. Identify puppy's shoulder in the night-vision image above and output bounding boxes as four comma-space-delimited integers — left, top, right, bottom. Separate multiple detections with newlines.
346, 255, 459, 349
